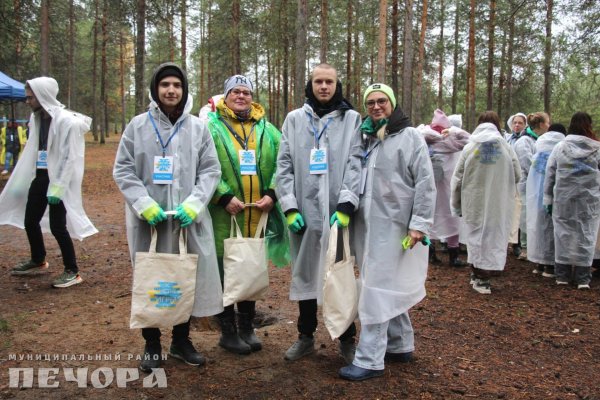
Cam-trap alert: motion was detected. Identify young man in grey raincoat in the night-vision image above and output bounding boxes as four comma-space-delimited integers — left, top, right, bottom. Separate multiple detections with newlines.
113, 63, 223, 372
0, 77, 97, 288
276, 63, 363, 363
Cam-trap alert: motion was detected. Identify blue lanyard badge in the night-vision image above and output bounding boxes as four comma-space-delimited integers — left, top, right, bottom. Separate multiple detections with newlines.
148, 111, 181, 157
37, 150, 48, 169
306, 112, 332, 149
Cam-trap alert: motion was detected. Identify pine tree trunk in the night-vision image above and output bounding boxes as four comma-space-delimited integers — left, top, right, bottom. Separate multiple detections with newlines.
294, 0, 308, 108
282, 0, 290, 114
391, 0, 399, 96
544, 0, 553, 114
415, 0, 428, 123
498, 28, 507, 122
451, 0, 460, 114
505, 3, 515, 115
320, 0, 328, 63
376, 0, 388, 82
92, 0, 99, 141
134, 0, 146, 115
40, 0, 50, 75
120, 27, 126, 133
401, 0, 414, 117
437, 0, 444, 109
346, 1, 353, 97
486, 0, 496, 110
100, 0, 108, 143
232, 0, 241, 75
181, 0, 187, 70
466, 0, 476, 130
14, 0, 22, 77
67, 0, 75, 108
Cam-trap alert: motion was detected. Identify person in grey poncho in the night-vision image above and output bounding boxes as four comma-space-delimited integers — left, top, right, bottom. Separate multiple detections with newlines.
543, 112, 600, 289
113, 63, 223, 372
276, 63, 362, 363
338, 83, 435, 381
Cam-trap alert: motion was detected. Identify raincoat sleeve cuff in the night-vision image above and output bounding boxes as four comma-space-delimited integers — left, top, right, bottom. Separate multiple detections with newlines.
217, 194, 234, 208
278, 194, 298, 214
182, 196, 206, 220
408, 216, 431, 236
132, 197, 159, 219
337, 190, 359, 211
47, 183, 65, 199
284, 208, 299, 216
264, 189, 278, 203
336, 202, 354, 215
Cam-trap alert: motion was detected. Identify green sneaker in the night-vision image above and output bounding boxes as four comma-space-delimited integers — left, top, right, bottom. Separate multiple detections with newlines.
52, 271, 82, 288
11, 260, 49, 275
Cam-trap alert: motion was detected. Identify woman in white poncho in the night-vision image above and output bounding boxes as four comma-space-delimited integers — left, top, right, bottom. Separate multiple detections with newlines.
543, 112, 600, 289
525, 124, 566, 278
451, 112, 520, 294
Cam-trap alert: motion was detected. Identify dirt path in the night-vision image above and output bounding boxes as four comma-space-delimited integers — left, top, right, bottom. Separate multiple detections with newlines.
0, 135, 599, 399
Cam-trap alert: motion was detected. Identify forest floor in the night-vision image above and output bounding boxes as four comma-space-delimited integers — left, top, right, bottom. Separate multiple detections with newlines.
0, 134, 599, 400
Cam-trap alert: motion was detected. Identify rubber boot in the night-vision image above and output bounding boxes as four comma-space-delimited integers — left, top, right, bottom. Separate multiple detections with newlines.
238, 312, 262, 352
448, 247, 467, 267
218, 312, 252, 355
429, 246, 443, 265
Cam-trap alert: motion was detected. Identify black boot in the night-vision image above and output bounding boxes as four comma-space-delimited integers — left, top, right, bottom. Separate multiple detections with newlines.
237, 312, 262, 352
139, 341, 162, 373
170, 338, 206, 366
448, 247, 467, 267
218, 312, 252, 355
429, 246, 443, 265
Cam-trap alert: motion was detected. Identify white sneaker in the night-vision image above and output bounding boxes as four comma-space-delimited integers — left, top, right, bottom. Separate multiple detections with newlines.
471, 278, 491, 294
577, 284, 590, 290
556, 280, 569, 286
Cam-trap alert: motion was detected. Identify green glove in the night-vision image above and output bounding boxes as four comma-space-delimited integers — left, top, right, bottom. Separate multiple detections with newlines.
544, 204, 552, 215
175, 204, 197, 228
47, 196, 61, 205
286, 211, 305, 233
141, 203, 167, 226
330, 211, 350, 227
402, 235, 431, 250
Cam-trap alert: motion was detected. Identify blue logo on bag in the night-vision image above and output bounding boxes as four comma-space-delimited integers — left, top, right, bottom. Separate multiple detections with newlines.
148, 281, 183, 308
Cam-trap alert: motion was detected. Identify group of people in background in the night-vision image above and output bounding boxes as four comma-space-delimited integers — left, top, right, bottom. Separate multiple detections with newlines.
1, 120, 27, 174
1, 60, 597, 383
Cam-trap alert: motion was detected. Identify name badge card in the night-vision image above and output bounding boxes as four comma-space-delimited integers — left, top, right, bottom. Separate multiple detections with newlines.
309, 147, 328, 175
239, 149, 257, 175
153, 156, 174, 184
37, 151, 48, 169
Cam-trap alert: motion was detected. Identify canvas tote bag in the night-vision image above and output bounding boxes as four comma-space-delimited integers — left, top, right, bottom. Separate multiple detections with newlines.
222, 212, 269, 307
322, 224, 358, 339
130, 228, 197, 329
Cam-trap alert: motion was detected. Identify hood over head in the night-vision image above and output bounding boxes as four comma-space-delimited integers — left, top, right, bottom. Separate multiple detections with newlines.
150, 63, 189, 118
26, 77, 64, 116
470, 122, 503, 143
562, 134, 600, 159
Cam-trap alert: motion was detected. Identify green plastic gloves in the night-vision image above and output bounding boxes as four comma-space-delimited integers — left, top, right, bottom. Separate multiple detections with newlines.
544, 204, 552, 215
286, 211, 305, 233
330, 211, 350, 227
402, 235, 431, 250
175, 203, 198, 228
141, 203, 167, 226
47, 196, 61, 205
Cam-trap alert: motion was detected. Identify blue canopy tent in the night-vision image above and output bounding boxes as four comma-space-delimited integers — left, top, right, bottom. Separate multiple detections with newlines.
0, 71, 26, 102
0, 71, 26, 124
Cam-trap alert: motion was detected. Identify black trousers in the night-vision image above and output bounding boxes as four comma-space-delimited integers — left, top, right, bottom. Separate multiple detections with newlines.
24, 170, 78, 272
298, 299, 356, 342
142, 319, 191, 343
